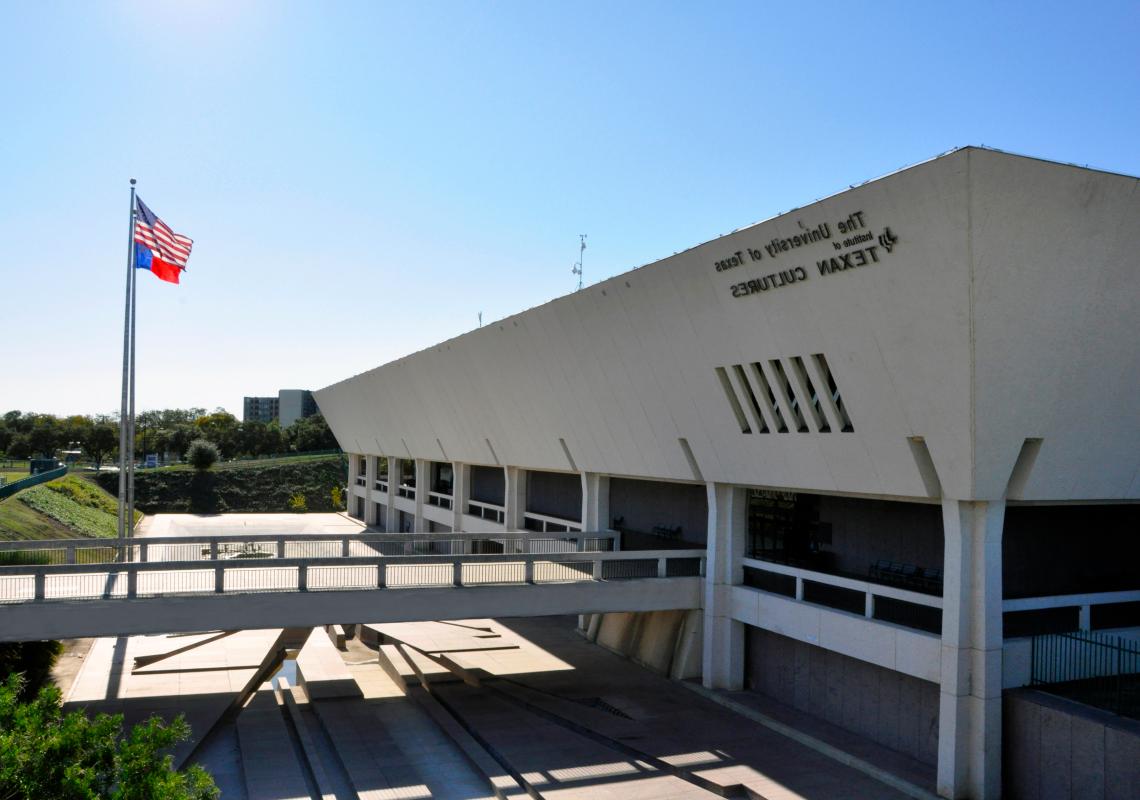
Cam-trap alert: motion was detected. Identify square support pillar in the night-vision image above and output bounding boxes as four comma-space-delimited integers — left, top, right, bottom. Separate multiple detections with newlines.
937, 499, 1005, 800
385, 457, 399, 533
363, 456, 378, 526
414, 459, 429, 532
702, 482, 747, 690
581, 473, 610, 532
504, 467, 526, 530
452, 462, 469, 531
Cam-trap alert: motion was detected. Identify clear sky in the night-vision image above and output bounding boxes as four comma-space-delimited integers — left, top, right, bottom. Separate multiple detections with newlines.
2, 1, 1138, 418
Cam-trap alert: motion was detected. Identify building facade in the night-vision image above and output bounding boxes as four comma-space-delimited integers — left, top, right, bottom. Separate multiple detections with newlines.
315, 149, 1140, 799
243, 390, 316, 428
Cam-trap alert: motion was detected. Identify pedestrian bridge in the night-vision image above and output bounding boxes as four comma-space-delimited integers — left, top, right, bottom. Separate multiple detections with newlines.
0, 532, 705, 641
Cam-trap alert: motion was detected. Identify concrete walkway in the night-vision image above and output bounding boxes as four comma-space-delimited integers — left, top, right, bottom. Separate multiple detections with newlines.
137, 512, 365, 538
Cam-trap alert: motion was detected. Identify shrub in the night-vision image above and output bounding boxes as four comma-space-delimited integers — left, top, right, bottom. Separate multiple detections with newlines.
330, 485, 344, 510
19, 486, 118, 538
186, 439, 219, 471
287, 492, 307, 512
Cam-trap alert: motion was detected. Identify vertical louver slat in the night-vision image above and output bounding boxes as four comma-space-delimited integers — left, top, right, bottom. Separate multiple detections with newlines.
715, 366, 752, 434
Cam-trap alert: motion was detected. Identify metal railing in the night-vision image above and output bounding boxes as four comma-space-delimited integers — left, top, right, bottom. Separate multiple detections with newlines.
0, 531, 620, 566
466, 500, 505, 524
374, 479, 388, 493
0, 547, 705, 604
741, 557, 943, 635
397, 484, 416, 500
1031, 630, 1140, 717
0, 466, 68, 500
427, 491, 453, 510
523, 510, 583, 533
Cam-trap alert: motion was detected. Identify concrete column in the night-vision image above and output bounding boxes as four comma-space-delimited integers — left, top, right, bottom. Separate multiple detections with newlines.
347, 453, 359, 490
363, 456, 378, 526
581, 472, 610, 532
504, 467, 526, 530
385, 457, 399, 533
702, 483, 747, 689
937, 499, 1005, 800
452, 462, 468, 531
414, 459, 429, 532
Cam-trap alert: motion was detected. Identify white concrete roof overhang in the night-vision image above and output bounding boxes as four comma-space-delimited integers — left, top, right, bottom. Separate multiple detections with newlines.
317, 148, 1140, 504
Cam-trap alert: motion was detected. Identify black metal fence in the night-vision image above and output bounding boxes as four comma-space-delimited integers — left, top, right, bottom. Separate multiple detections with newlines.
1031, 630, 1140, 718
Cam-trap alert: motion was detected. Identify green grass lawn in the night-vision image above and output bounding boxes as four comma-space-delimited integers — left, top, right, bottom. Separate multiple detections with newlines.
153, 452, 342, 472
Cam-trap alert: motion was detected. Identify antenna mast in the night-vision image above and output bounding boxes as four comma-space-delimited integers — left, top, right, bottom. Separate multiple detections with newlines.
571, 234, 587, 291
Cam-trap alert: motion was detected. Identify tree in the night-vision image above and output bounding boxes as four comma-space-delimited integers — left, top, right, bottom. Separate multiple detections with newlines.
193, 412, 239, 458
0, 674, 218, 799
185, 439, 219, 471
84, 423, 119, 471
286, 414, 338, 452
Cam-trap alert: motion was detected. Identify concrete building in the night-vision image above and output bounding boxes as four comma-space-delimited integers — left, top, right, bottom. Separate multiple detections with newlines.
315, 148, 1140, 799
243, 389, 316, 428
278, 388, 318, 429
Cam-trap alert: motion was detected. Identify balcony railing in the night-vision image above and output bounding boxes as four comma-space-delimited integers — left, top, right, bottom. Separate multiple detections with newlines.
374, 479, 388, 493
427, 491, 453, 510
523, 511, 582, 534
1003, 590, 1140, 637
466, 499, 505, 524
397, 484, 416, 500
354, 476, 366, 487
741, 557, 943, 635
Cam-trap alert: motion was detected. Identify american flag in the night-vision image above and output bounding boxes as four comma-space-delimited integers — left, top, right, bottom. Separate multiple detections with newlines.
134, 197, 193, 271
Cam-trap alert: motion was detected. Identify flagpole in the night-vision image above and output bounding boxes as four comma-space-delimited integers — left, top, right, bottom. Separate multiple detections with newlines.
117, 179, 137, 541
127, 243, 138, 540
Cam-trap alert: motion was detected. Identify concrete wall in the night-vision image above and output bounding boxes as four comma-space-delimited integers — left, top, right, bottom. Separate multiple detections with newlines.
609, 477, 708, 545
744, 626, 941, 765
1004, 505, 1140, 598
1003, 689, 1140, 800
470, 465, 505, 505
588, 609, 702, 680
526, 470, 581, 521
815, 495, 943, 576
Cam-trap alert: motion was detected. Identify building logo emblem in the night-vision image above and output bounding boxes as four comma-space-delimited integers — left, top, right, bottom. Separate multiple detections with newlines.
878, 227, 898, 253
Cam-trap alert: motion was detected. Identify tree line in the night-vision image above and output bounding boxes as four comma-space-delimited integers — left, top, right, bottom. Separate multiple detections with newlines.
0, 408, 339, 468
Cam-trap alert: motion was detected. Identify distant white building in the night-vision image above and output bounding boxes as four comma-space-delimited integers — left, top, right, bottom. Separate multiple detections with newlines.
316, 148, 1140, 799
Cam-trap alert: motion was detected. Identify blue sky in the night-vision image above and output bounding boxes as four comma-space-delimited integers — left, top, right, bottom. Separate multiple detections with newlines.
2, 1, 1138, 417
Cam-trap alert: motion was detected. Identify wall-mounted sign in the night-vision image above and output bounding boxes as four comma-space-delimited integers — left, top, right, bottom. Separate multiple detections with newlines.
713, 210, 900, 298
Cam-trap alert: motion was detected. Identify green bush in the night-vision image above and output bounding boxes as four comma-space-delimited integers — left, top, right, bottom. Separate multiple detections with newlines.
95, 456, 346, 514
287, 492, 307, 512
0, 675, 218, 799
44, 475, 119, 515
330, 485, 344, 510
186, 439, 219, 471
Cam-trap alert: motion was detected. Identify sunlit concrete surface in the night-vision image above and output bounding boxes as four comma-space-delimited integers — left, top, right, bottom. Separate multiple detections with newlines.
137, 512, 366, 538
54, 616, 931, 800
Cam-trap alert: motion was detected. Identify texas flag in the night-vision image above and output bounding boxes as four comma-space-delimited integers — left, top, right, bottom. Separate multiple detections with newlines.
134, 197, 193, 284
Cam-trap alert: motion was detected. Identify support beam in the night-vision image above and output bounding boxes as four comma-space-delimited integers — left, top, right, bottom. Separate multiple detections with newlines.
452, 462, 469, 531
385, 457, 398, 533
504, 467, 525, 530
414, 459, 429, 532
937, 499, 1005, 800
581, 472, 610, 532
702, 482, 746, 689
363, 455, 378, 526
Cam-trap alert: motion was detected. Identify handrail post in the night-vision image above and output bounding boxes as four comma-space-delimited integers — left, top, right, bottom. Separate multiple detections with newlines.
139, 542, 148, 563
65, 545, 76, 565
795, 576, 804, 601
377, 561, 386, 589
277, 539, 286, 559
865, 591, 874, 619
342, 538, 351, 558
209, 540, 218, 561
127, 568, 138, 599
524, 559, 535, 585
592, 558, 603, 581
34, 570, 46, 601
657, 557, 667, 578
298, 564, 308, 591
214, 564, 224, 593
452, 561, 463, 587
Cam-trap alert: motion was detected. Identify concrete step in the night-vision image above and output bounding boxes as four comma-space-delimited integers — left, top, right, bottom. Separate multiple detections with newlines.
236, 686, 313, 800
296, 627, 363, 701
